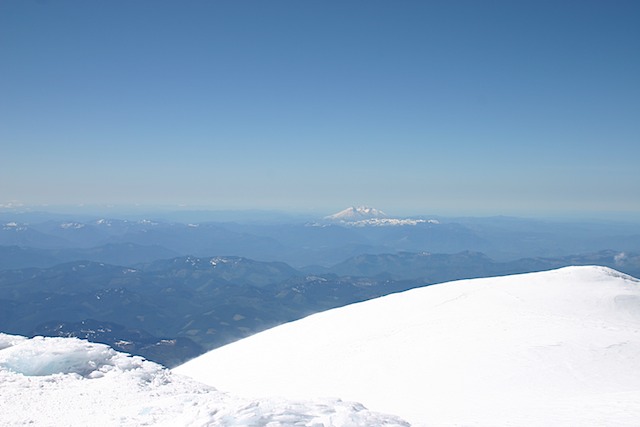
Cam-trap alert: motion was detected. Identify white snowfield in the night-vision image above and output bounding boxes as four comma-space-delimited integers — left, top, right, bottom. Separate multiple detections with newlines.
175, 266, 640, 426
0, 334, 408, 426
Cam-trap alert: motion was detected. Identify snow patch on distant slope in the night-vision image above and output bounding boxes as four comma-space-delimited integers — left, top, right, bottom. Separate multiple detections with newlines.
2, 222, 27, 231
60, 222, 85, 229
175, 266, 640, 427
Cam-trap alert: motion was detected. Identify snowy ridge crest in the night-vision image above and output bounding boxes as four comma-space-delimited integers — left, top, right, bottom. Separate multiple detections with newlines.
175, 266, 640, 427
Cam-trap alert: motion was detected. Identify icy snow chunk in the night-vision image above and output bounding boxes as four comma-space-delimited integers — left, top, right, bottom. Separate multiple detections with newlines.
0, 335, 146, 377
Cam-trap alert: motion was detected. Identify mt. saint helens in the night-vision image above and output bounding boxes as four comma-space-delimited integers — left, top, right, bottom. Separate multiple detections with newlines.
325, 206, 389, 221
323, 206, 439, 227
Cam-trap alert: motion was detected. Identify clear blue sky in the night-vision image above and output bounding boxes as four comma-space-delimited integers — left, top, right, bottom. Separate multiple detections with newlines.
1, 0, 638, 217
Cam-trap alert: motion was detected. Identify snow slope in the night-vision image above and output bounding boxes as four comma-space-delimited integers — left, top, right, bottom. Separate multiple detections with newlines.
0, 334, 408, 426
175, 266, 640, 426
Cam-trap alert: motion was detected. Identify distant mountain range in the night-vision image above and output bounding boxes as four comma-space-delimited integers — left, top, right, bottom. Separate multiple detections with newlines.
322, 249, 640, 280
2, 209, 640, 366
2, 211, 640, 267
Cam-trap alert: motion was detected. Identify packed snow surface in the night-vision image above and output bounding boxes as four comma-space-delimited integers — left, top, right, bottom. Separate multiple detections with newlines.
0, 334, 408, 426
175, 266, 640, 426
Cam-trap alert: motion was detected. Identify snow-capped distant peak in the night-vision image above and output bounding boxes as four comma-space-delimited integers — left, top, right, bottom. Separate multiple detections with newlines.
325, 206, 388, 221
322, 206, 439, 227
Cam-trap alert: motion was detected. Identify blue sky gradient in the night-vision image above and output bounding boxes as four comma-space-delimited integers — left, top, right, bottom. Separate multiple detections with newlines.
1, 0, 639, 217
